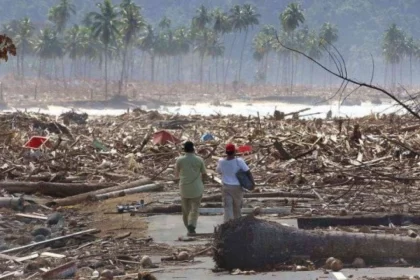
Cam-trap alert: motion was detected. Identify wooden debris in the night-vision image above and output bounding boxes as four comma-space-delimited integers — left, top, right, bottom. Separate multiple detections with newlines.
0, 181, 113, 197
0, 253, 18, 262
297, 215, 420, 229
1, 229, 98, 254
51, 178, 152, 206
41, 261, 76, 280
40, 252, 66, 259
15, 254, 39, 262
15, 213, 48, 220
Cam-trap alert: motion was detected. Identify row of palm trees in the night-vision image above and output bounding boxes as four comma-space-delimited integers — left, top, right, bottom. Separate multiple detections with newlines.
3, 0, 265, 95
252, 3, 338, 90
2, 0, 342, 96
382, 23, 420, 89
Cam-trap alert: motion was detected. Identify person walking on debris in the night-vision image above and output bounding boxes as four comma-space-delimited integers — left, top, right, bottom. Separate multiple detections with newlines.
175, 141, 207, 236
217, 143, 255, 222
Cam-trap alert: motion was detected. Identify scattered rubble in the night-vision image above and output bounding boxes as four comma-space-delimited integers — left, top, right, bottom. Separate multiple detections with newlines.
2, 109, 420, 278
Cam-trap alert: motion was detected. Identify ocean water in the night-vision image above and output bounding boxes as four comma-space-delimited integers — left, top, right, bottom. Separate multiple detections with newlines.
2, 101, 399, 118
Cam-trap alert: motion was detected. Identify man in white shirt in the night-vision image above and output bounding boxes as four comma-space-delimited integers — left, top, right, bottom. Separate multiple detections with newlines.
216, 143, 255, 222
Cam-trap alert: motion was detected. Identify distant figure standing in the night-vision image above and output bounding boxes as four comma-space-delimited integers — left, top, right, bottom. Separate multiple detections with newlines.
216, 143, 255, 222
175, 141, 206, 235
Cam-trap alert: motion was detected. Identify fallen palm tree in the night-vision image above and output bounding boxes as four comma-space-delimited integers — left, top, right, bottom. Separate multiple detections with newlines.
213, 216, 420, 270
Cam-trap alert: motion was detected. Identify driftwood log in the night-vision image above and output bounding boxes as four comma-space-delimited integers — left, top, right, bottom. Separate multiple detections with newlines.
139, 205, 290, 215
94, 183, 163, 200
202, 191, 316, 202
51, 178, 152, 206
213, 216, 420, 270
0, 197, 24, 210
297, 214, 420, 229
0, 181, 113, 197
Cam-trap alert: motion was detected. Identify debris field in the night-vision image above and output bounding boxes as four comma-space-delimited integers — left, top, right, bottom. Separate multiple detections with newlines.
1, 109, 420, 279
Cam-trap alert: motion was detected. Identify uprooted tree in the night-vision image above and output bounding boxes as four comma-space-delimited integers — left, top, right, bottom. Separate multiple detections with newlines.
275, 34, 420, 120
0, 34, 16, 62
213, 216, 420, 270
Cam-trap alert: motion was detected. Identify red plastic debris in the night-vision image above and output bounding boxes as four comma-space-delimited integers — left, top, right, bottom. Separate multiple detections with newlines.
152, 130, 180, 145
23, 136, 51, 149
237, 145, 252, 153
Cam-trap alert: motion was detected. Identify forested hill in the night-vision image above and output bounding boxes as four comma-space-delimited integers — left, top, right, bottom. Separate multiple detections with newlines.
1, 0, 420, 84
3, 0, 420, 41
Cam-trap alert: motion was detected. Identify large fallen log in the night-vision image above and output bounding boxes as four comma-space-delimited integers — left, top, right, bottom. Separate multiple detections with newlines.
0, 229, 98, 254
297, 214, 420, 229
201, 191, 317, 202
0, 197, 24, 210
0, 181, 113, 197
51, 178, 152, 206
138, 205, 291, 215
213, 216, 420, 270
94, 183, 163, 200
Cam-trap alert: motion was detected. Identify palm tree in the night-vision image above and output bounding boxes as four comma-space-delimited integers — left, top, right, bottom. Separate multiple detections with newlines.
118, 0, 146, 94
194, 28, 213, 85
273, 30, 294, 86
319, 22, 338, 45
14, 18, 34, 80
237, 4, 260, 82
212, 7, 231, 85
173, 27, 190, 81
280, 2, 305, 33
253, 25, 275, 84
207, 37, 224, 85
192, 5, 212, 85
48, 0, 76, 34
382, 23, 405, 89
280, 2, 305, 93
65, 25, 84, 77
33, 27, 64, 79
193, 5, 211, 32
75, 26, 100, 79
306, 31, 322, 86
87, 0, 120, 99
213, 8, 231, 35
138, 24, 157, 82
318, 22, 338, 88
158, 16, 171, 30
224, 4, 244, 86
156, 16, 174, 83
404, 36, 416, 87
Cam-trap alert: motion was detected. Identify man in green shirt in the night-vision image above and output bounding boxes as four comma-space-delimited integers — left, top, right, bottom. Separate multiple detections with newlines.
175, 141, 206, 235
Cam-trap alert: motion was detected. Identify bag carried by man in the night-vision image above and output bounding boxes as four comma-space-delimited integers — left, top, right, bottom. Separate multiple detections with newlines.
235, 159, 254, 191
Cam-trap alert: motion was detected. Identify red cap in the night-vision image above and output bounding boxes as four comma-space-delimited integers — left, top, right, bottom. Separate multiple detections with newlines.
226, 143, 236, 153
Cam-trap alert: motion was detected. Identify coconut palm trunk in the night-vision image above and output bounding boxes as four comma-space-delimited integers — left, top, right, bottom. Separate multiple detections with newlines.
391, 63, 396, 90
104, 45, 109, 99
61, 58, 66, 87
119, 44, 129, 95
224, 33, 237, 89
16, 53, 20, 78
150, 54, 155, 82
310, 62, 314, 88
21, 42, 25, 81
214, 216, 420, 270
238, 29, 248, 81
275, 54, 281, 86
290, 54, 294, 94
215, 56, 219, 89
410, 55, 413, 87
190, 52, 195, 82
38, 59, 42, 79
199, 53, 205, 85
177, 55, 182, 82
